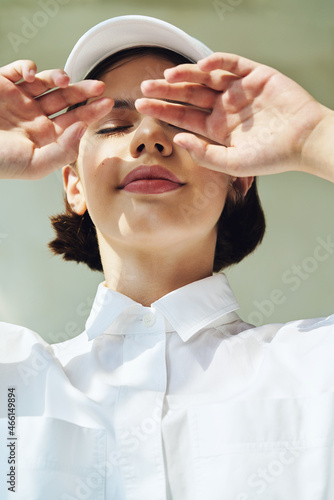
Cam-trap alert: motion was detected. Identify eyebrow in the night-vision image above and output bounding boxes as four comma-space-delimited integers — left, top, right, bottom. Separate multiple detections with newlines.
112, 98, 137, 110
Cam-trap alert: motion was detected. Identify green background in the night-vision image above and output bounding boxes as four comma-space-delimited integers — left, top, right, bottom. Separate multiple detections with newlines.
0, 0, 333, 342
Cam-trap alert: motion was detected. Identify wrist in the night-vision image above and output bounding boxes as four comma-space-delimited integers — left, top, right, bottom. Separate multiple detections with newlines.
299, 106, 334, 183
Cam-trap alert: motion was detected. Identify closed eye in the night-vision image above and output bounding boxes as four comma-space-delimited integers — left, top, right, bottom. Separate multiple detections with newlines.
96, 126, 132, 138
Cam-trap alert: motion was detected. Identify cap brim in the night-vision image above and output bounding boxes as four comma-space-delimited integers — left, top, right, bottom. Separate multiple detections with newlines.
64, 15, 213, 82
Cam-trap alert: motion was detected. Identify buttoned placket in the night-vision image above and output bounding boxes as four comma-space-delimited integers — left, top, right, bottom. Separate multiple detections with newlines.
81, 274, 242, 499
113, 306, 168, 500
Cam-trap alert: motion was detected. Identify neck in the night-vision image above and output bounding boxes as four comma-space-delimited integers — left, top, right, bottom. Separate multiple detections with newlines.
98, 237, 216, 306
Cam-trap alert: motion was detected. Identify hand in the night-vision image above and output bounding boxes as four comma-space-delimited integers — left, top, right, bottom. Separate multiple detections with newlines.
136, 53, 333, 180
0, 60, 114, 180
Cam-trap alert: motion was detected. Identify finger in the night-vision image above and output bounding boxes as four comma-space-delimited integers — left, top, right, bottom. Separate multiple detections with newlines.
197, 53, 258, 77
174, 132, 263, 177
163, 64, 240, 91
135, 98, 209, 137
173, 133, 242, 175
18, 69, 70, 97
164, 63, 204, 81
141, 79, 217, 109
36, 80, 106, 116
29, 122, 87, 179
0, 60, 37, 83
173, 133, 229, 172
53, 96, 114, 130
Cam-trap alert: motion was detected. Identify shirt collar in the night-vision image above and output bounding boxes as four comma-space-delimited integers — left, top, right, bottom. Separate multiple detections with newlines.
85, 273, 239, 342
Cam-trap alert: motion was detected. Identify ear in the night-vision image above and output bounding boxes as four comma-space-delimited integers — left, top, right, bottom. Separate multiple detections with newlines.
62, 165, 87, 215
231, 176, 254, 197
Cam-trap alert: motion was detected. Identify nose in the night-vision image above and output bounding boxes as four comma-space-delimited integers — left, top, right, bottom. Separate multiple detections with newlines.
130, 116, 173, 158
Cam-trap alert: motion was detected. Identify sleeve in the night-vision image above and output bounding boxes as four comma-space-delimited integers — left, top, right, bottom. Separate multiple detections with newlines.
0, 322, 107, 499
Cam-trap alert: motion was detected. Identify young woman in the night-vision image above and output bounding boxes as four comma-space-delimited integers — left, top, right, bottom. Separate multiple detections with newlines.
1, 15, 334, 500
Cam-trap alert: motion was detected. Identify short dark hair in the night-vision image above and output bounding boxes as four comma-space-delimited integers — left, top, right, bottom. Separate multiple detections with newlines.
49, 46, 266, 272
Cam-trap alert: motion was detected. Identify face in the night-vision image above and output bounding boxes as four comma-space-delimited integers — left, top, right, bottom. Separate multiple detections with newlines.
65, 54, 232, 259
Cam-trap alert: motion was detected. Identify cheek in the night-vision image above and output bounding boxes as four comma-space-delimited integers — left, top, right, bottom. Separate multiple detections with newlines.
183, 170, 230, 225
77, 138, 123, 199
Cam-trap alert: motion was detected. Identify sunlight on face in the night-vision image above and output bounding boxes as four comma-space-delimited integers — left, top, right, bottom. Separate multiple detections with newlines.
73, 54, 231, 257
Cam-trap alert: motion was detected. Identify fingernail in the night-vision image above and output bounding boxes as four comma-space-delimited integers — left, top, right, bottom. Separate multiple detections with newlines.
173, 137, 187, 149
140, 81, 153, 93
134, 98, 146, 110
26, 68, 36, 81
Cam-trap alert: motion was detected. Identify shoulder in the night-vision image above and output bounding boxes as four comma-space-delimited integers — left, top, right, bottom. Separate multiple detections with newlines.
0, 321, 91, 366
257, 314, 334, 393
231, 313, 334, 355
223, 313, 334, 344
214, 312, 334, 364
272, 314, 334, 345
268, 313, 334, 364
0, 321, 53, 363
0, 322, 64, 393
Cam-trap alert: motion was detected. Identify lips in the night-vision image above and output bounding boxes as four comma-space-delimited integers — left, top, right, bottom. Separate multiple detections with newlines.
119, 165, 185, 194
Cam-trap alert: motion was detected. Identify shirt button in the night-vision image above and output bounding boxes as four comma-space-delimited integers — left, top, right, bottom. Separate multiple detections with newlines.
142, 313, 156, 327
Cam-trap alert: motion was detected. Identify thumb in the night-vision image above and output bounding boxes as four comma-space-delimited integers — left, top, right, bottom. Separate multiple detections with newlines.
30, 122, 87, 180
174, 133, 258, 176
173, 133, 231, 173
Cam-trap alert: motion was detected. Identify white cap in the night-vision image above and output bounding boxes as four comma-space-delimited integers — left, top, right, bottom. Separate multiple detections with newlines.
64, 15, 213, 82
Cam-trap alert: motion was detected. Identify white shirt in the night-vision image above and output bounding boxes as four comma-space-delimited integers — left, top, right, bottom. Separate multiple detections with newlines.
1, 273, 334, 499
